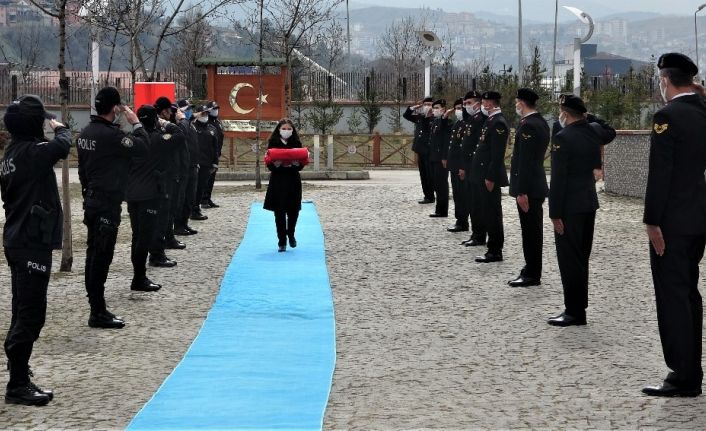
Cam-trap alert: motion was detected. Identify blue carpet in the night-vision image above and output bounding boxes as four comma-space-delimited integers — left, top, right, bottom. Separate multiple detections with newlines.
127, 202, 336, 430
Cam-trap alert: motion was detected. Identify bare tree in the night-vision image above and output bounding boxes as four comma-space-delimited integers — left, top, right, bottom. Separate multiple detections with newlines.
0, 23, 44, 85
376, 15, 433, 83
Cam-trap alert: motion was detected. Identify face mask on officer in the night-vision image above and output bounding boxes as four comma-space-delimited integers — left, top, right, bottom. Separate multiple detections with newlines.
558, 112, 568, 129
280, 128, 293, 139
515, 102, 523, 117
196, 113, 209, 123
184, 108, 193, 120
209, 109, 219, 117
432, 108, 443, 118
112, 105, 123, 125
480, 106, 490, 116
421, 105, 431, 115
464, 102, 479, 115
659, 77, 669, 103
455, 108, 463, 120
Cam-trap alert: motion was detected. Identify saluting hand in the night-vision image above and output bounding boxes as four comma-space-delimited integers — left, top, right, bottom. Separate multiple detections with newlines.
484, 179, 494, 192
593, 168, 604, 181
517, 194, 529, 213
442, 159, 447, 169
175, 110, 185, 121
552, 218, 565, 235
646, 224, 666, 256
48, 119, 65, 130
122, 105, 139, 125
692, 82, 706, 99
458, 169, 466, 181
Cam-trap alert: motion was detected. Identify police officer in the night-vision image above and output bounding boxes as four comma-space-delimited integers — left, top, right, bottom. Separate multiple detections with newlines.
77, 86, 149, 329
403, 97, 435, 204
428, 99, 451, 218
547, 94, 614, 327
642, 53, 706, 397
126, 105, 171, 292
1, 95, 70, 405
202, 100, 224, 209
472, 91, 509, 263
191, 104, 218, 220
175, 98, 200, 234
508, 88, 550, 287
459, 91, 488, 247
445, 98, 470, 232
154, 97, 187, 249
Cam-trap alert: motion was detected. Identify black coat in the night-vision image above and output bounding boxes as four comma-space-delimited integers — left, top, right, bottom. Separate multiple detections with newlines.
470, 112, 509, 186
403, 107, 432, 155
208, 117, 225, 158
194, 120, 219, 167
644, 94, 706, 235
428, 117, 451, 162
263, 137, 304, 212
127, 126, 174, 202
461, 112, 486, 171
509, 112, 550, 199
446, 119, 468, 172
1, 127, 71, 250
548, 119, 605, 219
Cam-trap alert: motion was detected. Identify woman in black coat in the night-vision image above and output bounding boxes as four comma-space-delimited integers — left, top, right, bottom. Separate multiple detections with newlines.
263, 119, 304, 252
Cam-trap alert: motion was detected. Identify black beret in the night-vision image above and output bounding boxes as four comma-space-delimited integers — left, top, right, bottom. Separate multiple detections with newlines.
516, 88, 539, 104
453, 98, 463, 107
482, 91, 502, 101
137, 104, 158, 128
422, 97, 433, 103
95, 86, 121, 110
464, 90, 482, 100
206, 101, 220, 110
658, 52, 698, 77
176, 98, 194, 109
433, 99, 446, 107
12, 94, 55, 119
194, 104, 211, 114
559, 93, 587, 114
154, 97, 173, 111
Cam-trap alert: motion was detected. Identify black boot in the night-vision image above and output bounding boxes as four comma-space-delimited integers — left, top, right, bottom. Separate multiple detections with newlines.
88, 309, 125, 329
5, 382, 51, 406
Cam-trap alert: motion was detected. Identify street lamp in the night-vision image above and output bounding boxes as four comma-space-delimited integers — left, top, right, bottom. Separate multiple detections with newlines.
416, 30, 442, 97
518, 0, 523, 84
78, 0, 103, 115
552, 0, 558, 95
695, 3, 706, 76
563, 6, 594, 97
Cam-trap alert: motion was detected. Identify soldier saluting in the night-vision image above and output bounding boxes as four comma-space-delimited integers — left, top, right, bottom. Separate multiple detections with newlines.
403, 97, 435, 204
459, 90, 488, 247
446, 98, 470, 232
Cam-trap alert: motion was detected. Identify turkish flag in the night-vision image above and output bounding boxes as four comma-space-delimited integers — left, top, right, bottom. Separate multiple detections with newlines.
213, 74, 286, 121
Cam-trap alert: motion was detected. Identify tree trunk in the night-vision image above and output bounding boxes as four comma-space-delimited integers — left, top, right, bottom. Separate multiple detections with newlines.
58, 2, 73, 272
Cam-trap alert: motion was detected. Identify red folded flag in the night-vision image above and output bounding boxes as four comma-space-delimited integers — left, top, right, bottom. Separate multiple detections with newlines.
264, 147, 310, 166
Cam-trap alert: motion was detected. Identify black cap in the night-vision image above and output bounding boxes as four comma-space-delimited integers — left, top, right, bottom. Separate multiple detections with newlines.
422, 97, 433, 103
658, 52, 698, 77
559, 93, 587, 114
453, 98, 463, 107
464, 90, 482, 100
482, 91, 502, 101
12, 94, 55, 119
194, 104, 211, 114
433, 99, 446, 107
516, 88, 539, 104
95, 86, 122, 111
137, 104, 158, 128
206, 101, 219, 110
154, 96, 172, 111
176, 98, 194, 110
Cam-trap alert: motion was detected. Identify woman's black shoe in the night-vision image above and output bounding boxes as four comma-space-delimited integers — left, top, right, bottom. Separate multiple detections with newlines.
278, 244, 286, 252
288, 236, 297, 248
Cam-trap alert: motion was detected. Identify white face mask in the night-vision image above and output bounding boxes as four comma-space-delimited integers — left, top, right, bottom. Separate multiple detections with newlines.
481, 106, 490, 116
515, 104, 523, 117
659, 78, 668, 103
455, 109, 464, 120
196, 115, 209, 123
280, 129, 293, 139
558, 113, 567, 129
464, 103, 478, 115
421, 105, 431, 115
432, 108, 443, 118
112, 107, 123, 125
209, 109, 219, 117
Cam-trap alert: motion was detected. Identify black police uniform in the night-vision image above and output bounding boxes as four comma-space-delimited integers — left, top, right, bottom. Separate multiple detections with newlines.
644, 93, 706, 391
549, 119, 612, 320
509, 112, 550, 281
471, 111, 509, 258
204, 113, 224, 207
165, 118, 189, 244
447, 114, 470, 229
428, 116, 452, 217
193, 119, 219, 216
77, 116, 149, 321
2, 114, 70, 404
461, 110, 488, 245
179, 117, 201, 227
403, 107, 434, 202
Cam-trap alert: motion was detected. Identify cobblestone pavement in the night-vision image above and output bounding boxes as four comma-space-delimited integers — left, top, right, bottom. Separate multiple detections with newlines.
1, 170, 706, 430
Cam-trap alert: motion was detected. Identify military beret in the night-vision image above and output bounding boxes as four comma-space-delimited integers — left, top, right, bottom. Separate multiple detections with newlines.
206, 101, 219, 110
137, 104, 158, 128
194, 104, 211, 114
464, 90, 482, 100
482, 91, 502, 101
95, 86, 121, 110
433, 99, 446, 107
176, 98, 194, 110
658, 52, 698, 77
559, 93, 587, 114
422, 97, 433, 103
453, 98, 464, 107
154, 97, 173, 111
516, 88, 539, 104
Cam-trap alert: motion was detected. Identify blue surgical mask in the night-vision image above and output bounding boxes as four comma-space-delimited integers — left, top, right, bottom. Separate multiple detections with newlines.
184, 109, 192, 120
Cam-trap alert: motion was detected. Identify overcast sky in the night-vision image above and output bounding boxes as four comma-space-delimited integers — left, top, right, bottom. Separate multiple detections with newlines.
350, 0, 700, 22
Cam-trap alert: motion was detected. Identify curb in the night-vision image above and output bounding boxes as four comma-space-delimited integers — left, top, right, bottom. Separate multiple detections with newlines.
216, 171, 370, 181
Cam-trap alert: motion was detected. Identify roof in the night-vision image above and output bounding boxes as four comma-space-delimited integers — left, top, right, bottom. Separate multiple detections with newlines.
587, 52, 635, 61
195, 57, 287, 67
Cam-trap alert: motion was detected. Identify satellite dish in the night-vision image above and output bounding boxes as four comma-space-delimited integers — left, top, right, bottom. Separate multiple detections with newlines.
416, 31, 442, 49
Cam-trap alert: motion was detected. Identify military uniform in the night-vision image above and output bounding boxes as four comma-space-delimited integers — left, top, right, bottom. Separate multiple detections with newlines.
203, 102, 224, 208
192, 108, 219, 218
428, 103, 452, 217
447, 107, 470, 230
403, 105, 434, 202
1, 95, 71, 405
461, 108, 488, 245
176, 99, 201, 229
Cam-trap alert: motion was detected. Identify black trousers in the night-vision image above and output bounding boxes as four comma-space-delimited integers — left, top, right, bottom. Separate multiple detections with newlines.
450, 171, 469, 227
167, 179, 184, 241
467, 180, 487, 243
204, 169, 217, 203
479, 183, 504, 254
431, 161, 449, 216
4, 248, 51, 387
554, 211, 596, 318
180, 166, 198, 226
84, 202, 121, 313
128, 199, 160, 281
650, 233, 705, 389
274, 210, 299, 245
149, 196, 170, 260
517, 199, 544, 279
193, 165, 211, 212
416, 153, 434, 201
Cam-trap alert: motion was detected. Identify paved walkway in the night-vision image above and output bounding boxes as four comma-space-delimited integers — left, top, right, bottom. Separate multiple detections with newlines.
0, 171, 705, 430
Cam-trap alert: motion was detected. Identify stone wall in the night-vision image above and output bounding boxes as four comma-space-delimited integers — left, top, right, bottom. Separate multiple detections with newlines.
603, 131, 651, 198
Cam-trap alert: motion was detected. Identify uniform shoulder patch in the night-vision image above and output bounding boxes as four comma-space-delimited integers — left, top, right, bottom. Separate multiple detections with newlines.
522, 133, 532, 140
653, 123, 669, 134
496, 127, 506, 135
162, 133, 172, 140
121, 137, 134, 148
